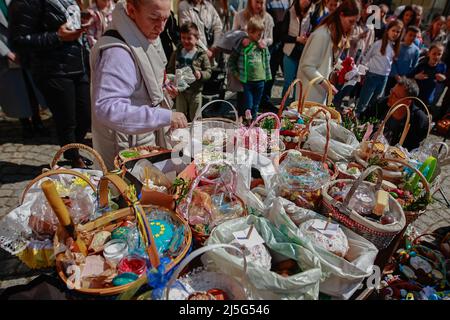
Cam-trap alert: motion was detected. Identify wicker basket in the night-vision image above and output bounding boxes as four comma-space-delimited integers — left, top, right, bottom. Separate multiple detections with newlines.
277, 79, 309, 150
354, 103, 412, 182
322, 166, 406, 249
355, 97, 432, 182
274, 117, 338, 211
51, 143, 109, 175
298, 76, 342, 123
238, 112, 285, 158
189, 99, 240, 157
163, 244, 248, 300
54, 174, 192, 296
379, 158, 431, 225
176, 161, 247, 247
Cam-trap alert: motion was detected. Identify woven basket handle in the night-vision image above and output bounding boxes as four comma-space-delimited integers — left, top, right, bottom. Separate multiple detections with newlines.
278, 79, 303, 118
342, 166, 383, 208
300, 76, 333, 115
181, 161, 238, 221
21, 169, 96, 205
164, 244, 247, 300
98, 173, 132, 208
51, 143, 108, 175
248, 112, 281, 131
192, 99, 239, 124
392, 97, 432, 140
383, 157, 431, 201
113, 147, 171, 173
305, 108, 331, 164
368, 103, 411, 159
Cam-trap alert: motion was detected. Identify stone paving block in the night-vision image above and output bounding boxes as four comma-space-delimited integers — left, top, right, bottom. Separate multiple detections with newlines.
0, 189, 13, 198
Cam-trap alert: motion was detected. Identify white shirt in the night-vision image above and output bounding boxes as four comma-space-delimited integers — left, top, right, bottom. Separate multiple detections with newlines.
362, 40, 396, 76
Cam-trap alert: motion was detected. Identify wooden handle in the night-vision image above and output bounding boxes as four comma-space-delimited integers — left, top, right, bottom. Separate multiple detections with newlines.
368, 103, 411, 159
278, 79, 303, 118
98, 174, 132, 208
51, 143, 108, 175
301, 76, 333, 115
248, 112, 281, 130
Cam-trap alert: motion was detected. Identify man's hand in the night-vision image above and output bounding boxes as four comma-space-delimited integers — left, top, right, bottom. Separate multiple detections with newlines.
57, 23, 84, 42
170, 112, 188, 129
415, 71, 428, 80
436, 73, 446, 82
194, 70, 201, 80
241, 38, 250, 47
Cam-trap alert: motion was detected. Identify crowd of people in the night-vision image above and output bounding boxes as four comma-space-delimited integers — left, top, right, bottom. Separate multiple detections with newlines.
0, 0, 450, 169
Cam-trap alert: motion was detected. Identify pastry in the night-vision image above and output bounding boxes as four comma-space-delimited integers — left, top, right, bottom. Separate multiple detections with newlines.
300, 219, 349, 258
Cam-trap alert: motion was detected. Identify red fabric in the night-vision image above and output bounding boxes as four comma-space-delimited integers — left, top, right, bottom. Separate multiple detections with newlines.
337, 56, 354, 86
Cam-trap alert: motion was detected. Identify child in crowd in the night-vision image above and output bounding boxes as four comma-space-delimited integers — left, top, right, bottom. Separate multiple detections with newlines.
385, 25, 420, 95
229, 17, 272, 121
167, 22, 212, 122
413, 43, 447, 106
332, 56, 360, 109
355, 19, 403, 118
86, 0, 115, 47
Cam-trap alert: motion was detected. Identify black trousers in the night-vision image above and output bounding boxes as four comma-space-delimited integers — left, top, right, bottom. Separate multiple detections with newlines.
36, 73, 91, 160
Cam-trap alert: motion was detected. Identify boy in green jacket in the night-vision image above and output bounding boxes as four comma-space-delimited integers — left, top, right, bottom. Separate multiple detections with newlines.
229, 17, 272, 121
168, 22, 212, 122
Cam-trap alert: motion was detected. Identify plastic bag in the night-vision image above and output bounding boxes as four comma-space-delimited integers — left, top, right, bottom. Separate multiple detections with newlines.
277, 150, 330, 209
167, 66, 196, 92
129, 159, 172, 192
305, 120, 359, 162
205, 216, 322, 300
266, 197, 379, 299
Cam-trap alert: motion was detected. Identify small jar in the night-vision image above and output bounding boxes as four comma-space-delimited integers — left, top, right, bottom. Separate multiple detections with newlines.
103, 239, 128, 266
117, 254, 147, 275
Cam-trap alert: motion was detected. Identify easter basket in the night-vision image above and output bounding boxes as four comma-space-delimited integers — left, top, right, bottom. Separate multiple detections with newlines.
176, 161, 248, 247
322, 166, 406, 249
277, 79, 309, 150
163, 244, 249, 300
0, 169, 98, 270
53, 174, 191, 296
354, 97, 432, 183
298, 76, 342, 124
236, 112, 285, 159
378, 158, 431, 225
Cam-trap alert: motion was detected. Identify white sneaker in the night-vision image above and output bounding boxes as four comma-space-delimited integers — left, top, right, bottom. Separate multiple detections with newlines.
245, 109, 252, 120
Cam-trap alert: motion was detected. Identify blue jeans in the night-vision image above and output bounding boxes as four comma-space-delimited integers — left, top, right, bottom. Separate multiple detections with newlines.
282, 54, 300, 102
243, 80, 265, 119
356, 72, 388, 116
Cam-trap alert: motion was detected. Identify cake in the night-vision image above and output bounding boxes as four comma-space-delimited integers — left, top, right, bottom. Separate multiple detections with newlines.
300, 219, 349, 258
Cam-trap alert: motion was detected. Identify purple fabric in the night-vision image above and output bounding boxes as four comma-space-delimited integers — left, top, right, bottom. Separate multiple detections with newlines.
92, 46, 172, 135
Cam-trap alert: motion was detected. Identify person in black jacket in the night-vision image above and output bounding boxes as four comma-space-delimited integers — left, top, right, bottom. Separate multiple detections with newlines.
160, 10, 180, 62
8, 0, 92, 168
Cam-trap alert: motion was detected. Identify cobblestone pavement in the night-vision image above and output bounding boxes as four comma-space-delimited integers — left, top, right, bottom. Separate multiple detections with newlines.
0, 80, 449, 292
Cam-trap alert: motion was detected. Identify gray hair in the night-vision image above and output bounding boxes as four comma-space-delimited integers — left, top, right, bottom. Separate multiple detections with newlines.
397, 76, 419, 97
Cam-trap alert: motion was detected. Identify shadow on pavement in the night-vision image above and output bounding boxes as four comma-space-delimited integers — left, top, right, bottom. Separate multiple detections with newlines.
0, 161, 49, 183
